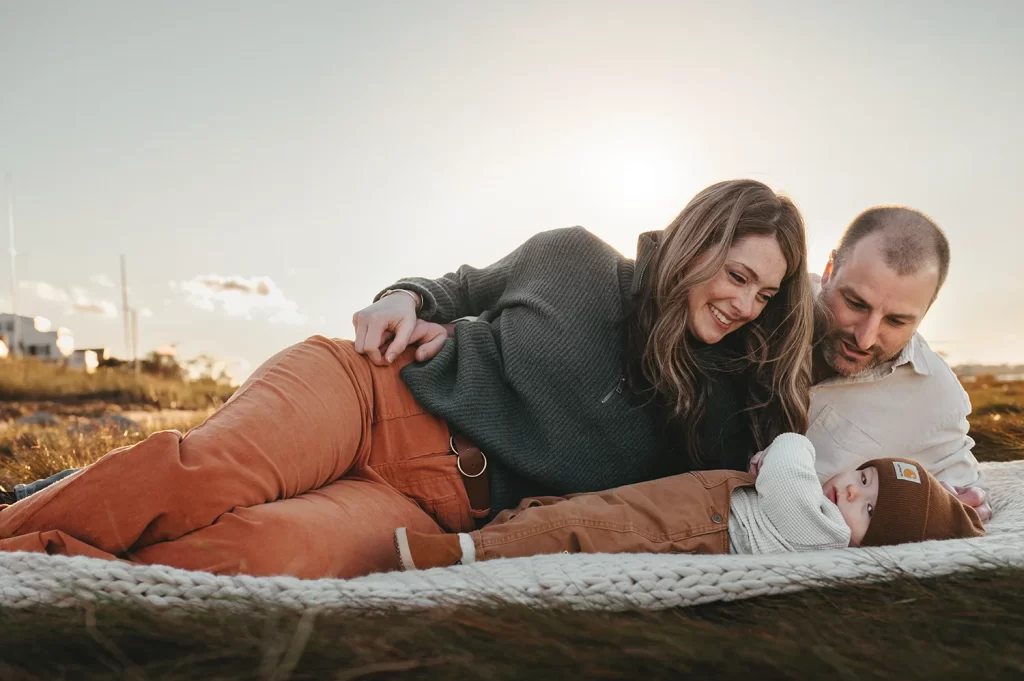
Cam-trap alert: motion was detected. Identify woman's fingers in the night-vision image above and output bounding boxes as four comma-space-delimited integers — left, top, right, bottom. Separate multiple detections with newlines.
351, 295, 419, 365
352, 313, 369, 355
383, 318, 417, 364
375, 330, 396, 362
414, 334, 448, 362
408, 320, 450, 362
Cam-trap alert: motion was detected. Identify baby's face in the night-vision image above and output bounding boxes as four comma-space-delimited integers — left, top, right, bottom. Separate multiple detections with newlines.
821, 466, 880, 546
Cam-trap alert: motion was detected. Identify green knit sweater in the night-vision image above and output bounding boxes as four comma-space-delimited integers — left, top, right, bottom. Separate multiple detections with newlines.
384, 227, 752, 513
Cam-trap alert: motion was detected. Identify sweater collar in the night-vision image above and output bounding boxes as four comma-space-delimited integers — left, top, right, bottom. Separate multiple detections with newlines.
630, 230, 661, 296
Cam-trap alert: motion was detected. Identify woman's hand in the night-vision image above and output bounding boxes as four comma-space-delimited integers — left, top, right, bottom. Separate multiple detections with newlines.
359, 317, 453, 365
352, 292, 420, 365
407, 320, 454, 362
747, 450, 766, 477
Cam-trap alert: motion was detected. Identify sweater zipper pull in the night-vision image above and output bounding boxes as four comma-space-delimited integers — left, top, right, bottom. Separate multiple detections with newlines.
601, 377, 625, 403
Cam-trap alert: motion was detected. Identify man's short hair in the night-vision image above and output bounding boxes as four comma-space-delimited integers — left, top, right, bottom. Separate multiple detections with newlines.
833, 206, 950, 296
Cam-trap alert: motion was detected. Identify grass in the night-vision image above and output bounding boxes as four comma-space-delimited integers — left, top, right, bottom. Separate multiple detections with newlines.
963, 378, 1024, 462
0, 415, 209, 492
0, 380, 1021, 679
1, 567, 1023, 680
0, 357, 235, 417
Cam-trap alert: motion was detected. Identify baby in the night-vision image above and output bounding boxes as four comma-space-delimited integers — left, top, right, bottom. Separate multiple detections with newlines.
394, 433, 986, 570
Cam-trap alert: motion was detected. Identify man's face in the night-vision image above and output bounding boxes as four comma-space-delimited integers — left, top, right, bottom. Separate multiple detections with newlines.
818, 233, 939, 377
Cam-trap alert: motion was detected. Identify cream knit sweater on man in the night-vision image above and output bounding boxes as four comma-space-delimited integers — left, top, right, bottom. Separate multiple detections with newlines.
728, 433, 852, 554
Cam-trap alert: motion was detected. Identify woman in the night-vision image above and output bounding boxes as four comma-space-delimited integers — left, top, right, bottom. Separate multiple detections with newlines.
0, 179, 813, 579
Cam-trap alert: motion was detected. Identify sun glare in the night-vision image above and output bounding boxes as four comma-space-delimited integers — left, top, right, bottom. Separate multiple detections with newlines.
581, 135, 696, 257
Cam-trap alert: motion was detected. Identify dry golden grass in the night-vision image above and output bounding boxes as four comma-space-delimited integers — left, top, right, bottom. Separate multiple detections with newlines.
962, 378, 1024, 462
2, 567, 1023, 681
0, 357, 235, 417
0, 416, 207, 493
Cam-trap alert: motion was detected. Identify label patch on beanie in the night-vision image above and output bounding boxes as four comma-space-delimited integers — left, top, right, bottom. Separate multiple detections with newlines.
892, 461, 922, 483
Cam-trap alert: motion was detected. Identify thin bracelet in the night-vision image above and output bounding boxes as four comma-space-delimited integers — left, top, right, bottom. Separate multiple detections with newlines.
382, 288, 421, 311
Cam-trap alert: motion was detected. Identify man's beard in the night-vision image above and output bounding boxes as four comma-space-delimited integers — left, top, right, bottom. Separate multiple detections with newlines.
820, 330, 891, 376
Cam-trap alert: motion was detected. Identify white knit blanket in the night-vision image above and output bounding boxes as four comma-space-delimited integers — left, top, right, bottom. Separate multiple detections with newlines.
2, 460, 1022, 612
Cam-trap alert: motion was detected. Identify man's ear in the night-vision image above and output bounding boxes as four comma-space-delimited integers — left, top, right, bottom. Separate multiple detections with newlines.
821, 250, 838, 286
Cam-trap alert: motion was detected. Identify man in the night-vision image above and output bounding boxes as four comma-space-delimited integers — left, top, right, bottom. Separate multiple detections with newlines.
807, 206, 991, 521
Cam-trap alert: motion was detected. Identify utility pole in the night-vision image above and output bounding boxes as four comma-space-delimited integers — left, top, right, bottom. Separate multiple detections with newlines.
6, 175, 19, 357
131, 307, 139, 375
120, 254, 130, 360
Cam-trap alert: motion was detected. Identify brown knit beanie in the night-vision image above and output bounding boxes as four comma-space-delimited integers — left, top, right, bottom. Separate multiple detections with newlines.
858, 458, 986, 547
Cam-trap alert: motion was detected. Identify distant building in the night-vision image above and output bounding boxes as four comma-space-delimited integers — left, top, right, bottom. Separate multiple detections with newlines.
0, 313, 75, 359
67, 347, 110, 373
81, 347, 110, 362
67, 349, 101, 373
954, 364, 1024, 383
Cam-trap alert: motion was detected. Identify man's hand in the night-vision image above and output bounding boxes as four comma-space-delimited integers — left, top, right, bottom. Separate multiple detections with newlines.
352, 292, 421, 365
939, 482, 993, 523
748, 450, 766, 477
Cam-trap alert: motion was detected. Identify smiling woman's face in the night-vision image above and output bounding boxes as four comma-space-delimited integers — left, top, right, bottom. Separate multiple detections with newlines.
685, 234, 788, 344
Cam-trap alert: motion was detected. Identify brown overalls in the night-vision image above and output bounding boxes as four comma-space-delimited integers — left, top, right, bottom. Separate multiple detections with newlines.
470, 469, 757, 559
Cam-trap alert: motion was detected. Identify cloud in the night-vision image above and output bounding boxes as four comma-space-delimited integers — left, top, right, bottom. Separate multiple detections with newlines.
140, 307, 154, 318
178, 274, 308, 325
20, 280, 69, 303
89, 274, 116, 288
69, 287, 118, 317
196, 277, 273, 296
71, 300, 119, 317
18, 280, 121, 319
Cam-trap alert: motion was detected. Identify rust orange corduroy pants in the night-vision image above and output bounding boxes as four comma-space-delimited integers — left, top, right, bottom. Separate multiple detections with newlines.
0, 336, 475, 579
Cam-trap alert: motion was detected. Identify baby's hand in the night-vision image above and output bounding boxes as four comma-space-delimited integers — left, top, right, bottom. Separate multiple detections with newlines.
747, 450, 766, 477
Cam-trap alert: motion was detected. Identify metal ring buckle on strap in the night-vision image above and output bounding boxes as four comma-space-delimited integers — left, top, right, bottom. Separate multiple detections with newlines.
450, 435, 488, 478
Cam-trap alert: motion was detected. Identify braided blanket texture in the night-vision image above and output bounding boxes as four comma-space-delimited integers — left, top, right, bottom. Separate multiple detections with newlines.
2, 460, 1022, 612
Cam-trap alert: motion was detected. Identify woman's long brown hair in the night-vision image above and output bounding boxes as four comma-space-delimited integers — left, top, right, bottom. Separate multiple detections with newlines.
625, 179, 814, 469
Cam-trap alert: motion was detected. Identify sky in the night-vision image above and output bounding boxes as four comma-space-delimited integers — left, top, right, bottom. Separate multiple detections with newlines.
1, 0, 1022, 381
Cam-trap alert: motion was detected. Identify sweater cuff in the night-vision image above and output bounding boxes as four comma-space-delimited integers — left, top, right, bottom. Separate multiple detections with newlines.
374, 280, 440, 319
